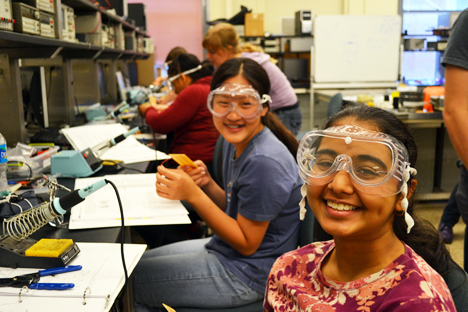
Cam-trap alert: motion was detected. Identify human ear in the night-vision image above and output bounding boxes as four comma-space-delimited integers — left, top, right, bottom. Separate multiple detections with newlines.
395, 179, 417, 213
406, 179, 417, 200
179, 74, 192, 86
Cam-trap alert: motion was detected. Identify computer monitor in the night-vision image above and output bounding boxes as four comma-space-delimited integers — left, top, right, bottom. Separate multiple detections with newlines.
29, 67, 49, 128
401, 51, 444, 86
97, 62, 109, 101
115, 71, 127, 102
282, 58, 310, 88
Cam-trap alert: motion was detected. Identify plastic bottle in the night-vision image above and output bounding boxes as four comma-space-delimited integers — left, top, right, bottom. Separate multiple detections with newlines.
0, 132, 9, 197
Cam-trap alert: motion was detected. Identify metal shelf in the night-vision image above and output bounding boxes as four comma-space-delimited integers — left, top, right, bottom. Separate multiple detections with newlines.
62, 0, 148, 36
0, 30, 150, 60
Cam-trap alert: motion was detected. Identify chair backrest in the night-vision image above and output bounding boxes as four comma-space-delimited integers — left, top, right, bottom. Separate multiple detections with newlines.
298, 202, 314, 247
212, 135, 225, 188
326, 92, 343, 119
444, 260, 468, 312
298, 201, 333, 247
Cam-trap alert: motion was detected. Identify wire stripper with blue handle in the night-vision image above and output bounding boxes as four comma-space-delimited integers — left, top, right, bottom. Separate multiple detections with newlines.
0, 265, 82, 290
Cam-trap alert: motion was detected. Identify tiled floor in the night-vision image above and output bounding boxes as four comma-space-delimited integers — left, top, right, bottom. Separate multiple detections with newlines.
417, 201, 464, 268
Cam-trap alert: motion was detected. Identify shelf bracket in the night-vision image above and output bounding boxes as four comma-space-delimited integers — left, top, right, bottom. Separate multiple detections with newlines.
50, 47, 63, 59
92, 49, 104, 60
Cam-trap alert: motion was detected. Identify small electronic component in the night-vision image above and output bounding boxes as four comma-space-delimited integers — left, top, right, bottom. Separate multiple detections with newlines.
12, 2, 40, 35
169, 154, 198, 169
0, 0, 14, 31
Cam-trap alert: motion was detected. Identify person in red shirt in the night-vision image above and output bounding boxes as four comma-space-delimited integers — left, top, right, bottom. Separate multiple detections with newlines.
137, 54, 219, 248
139, 54, 219, 168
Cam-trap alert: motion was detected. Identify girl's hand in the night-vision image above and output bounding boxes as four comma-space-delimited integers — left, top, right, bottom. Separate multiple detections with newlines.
183, 160, 212, 188
138, 103, 152, 117
156, 165, 201, 202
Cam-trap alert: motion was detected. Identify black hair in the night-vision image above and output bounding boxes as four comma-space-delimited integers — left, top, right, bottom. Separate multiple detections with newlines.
211, 58, 299, 156
326, 104, 462, 279
168, 53, 213, 83
165, 46, 187, 63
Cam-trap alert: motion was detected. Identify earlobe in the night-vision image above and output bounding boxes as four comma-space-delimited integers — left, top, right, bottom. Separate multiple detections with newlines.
395, 195, 405, 214
395, 179, 417, 213
407, 180, 417, 200
180, 74, 192, 86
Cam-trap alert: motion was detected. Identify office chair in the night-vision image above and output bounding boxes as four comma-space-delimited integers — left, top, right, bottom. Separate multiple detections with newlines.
211, 135, 224, 188
444, 260, 468, 312
326, 92, 343, 119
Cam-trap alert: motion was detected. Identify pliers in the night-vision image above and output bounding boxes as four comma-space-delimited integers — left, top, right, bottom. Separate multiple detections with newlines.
0, 265, 82, 290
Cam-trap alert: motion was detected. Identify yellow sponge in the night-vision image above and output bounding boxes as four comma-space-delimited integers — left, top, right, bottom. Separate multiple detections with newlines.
25, 239, 74, 258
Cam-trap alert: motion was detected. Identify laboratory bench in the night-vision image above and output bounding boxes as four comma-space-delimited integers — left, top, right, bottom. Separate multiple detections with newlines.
0, 0, 153, 149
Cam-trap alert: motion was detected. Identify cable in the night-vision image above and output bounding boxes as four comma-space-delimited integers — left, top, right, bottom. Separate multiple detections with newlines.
104, 179, 128, 311
7, 160, 33, 180
47, 67, 54, 101
89, 11, 102, 34
121, 166, 144, 174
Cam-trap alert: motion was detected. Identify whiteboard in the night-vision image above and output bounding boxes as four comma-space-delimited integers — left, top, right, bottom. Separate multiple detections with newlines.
313, 15, 401, 83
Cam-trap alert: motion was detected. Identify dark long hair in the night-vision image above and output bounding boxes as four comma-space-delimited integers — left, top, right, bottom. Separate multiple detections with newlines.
326, 104, 460, 278
211, 58, 298, 156
168, 53, 213, 83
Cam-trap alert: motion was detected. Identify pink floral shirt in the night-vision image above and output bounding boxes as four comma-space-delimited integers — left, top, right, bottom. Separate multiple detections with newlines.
264, 240, 456, 312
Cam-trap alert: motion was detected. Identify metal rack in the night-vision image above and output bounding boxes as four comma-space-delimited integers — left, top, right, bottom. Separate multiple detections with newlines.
0, 0, 152, 146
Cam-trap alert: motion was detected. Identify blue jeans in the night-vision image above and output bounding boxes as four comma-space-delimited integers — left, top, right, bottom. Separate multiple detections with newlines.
133, 238, 263, 311
440, 183, 461, 227
273, 103, 303, 136
456, 164, 468, 271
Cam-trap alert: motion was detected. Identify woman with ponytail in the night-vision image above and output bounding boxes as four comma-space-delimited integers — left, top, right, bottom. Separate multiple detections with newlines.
132, 58, 302, 310
265, 104, 461, 311
139, 53, 219, 166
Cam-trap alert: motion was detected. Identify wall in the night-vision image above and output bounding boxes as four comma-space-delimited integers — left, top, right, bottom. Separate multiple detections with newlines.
126, 0, 398, 77
127, 0, 204, 70
208, 0, 398, 34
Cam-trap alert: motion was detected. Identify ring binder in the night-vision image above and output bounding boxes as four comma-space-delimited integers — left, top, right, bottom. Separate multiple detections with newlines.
0, 243, 146, 311
83, 287, 91, 305
19, 286, 29, 303
104, 294, 110, 309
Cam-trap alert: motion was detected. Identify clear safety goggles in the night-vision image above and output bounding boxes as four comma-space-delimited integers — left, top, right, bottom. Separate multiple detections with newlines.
207, 84, 271, 119
297, 125, 413, 197
167, 65, 202, 89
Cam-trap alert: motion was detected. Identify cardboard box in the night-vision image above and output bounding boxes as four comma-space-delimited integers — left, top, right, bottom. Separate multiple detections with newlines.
245, 13, 264, 37
136, 54, 155, 86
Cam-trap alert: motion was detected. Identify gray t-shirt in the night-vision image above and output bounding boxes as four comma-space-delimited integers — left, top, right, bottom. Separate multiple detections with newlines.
205, 127, 302, 293
442, 9, 468, 70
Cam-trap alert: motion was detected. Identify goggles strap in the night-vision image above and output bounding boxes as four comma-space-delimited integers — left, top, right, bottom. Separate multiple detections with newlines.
261, 94, 272, 104
183, 64, 202, 76
401, 164, 417, 233
299, 183, 307, 220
